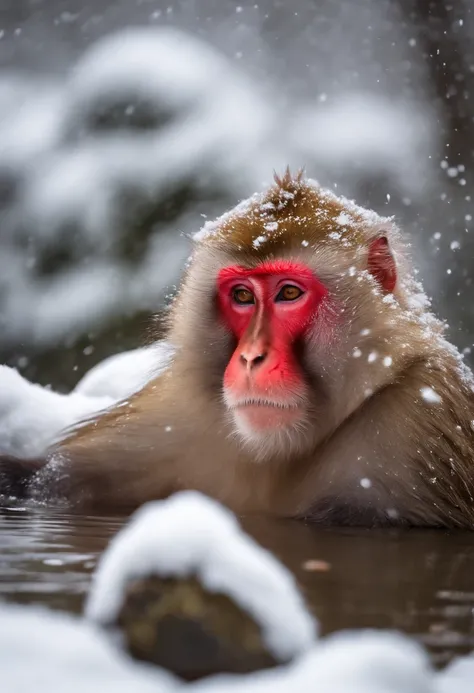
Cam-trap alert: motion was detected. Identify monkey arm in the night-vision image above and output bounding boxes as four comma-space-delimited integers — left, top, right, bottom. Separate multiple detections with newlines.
38, 399, 178, 511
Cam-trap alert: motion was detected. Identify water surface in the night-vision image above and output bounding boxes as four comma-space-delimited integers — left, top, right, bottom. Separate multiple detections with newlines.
1, 506, 473, 666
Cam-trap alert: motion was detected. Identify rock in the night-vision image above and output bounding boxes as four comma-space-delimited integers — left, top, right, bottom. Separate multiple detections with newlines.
85, 493, 317, 681
116, 574, 278, 681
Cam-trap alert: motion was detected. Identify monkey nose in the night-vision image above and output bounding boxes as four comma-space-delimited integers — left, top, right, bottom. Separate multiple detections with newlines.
240, 348, 268, 370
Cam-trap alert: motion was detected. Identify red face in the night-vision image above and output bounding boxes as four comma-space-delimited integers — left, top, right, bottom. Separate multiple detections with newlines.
217, 260, 328, 438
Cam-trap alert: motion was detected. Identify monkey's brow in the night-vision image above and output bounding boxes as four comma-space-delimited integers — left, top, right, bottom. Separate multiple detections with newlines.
218, 260, 314, 282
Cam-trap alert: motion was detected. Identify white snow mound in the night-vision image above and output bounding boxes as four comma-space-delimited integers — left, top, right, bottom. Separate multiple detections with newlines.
74, 342, 174, 399
1, 597, 473, 693
85, 491, 318, 662
0, 365, 113, 458
0, 602, 175, 693
0, 342, 173, 458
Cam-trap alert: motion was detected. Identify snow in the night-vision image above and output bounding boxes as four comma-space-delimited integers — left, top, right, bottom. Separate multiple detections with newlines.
66, 28, 229, 128
253, 235, 268, 248
0, 83, 64, 172
0, 21, 440, 360
0, 343, 173, 458
0, 603, 175, 693
420, 387, 442, 405
290, 93, 435, 198
0, 13, 471, 693
335, 211, 352, 227
74, 342, 174, 399
308, 179, 395, 232
193, 190, 266, 242
2, 591, 474, 693
1, 493, 474, 692
85, 491, 317, 662
193, 176, 394, 247
190, 631, 434, 693
437, 655, 474, 693
290, 631, 433, 693
0, 27, 275, 352
0, 365, 113, 458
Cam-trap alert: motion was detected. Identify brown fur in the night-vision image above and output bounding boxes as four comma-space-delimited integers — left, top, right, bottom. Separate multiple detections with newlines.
3, 173, 474, 527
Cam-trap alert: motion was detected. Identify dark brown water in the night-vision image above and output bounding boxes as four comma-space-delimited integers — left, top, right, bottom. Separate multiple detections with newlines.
1, 505, 474, 666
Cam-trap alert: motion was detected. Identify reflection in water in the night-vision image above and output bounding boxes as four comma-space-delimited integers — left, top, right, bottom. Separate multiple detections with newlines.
1, 506, 474, 666
0, 506, 122, 613
242, 517, 474, 665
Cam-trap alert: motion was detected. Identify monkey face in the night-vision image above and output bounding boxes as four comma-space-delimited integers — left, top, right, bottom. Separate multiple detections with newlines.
186, 175, 400, 463
217, 259, 329, 457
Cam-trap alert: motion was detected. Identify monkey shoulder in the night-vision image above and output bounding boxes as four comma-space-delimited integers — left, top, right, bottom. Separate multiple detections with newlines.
293, 355, 474, 529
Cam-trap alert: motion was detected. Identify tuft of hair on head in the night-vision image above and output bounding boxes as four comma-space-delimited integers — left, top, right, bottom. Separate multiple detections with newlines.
273, 166, 305, 192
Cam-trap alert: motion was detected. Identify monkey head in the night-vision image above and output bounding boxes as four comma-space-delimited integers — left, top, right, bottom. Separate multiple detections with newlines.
172, 171, 417, 462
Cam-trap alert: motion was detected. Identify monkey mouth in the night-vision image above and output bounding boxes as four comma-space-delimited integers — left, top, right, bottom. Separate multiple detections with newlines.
232, 397, 299, 410
230, 398, 304, 432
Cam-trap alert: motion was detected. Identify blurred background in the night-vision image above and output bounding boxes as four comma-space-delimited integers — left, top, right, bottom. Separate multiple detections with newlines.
0, 0, 472, 390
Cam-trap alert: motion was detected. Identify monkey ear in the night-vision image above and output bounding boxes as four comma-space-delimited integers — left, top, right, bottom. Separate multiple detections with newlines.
367, 236, 397, 294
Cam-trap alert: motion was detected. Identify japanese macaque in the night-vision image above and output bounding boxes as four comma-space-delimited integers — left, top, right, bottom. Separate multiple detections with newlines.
2, 170, 474, 527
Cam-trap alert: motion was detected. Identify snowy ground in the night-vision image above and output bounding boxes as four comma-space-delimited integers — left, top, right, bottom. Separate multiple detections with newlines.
1, 492, 474, 693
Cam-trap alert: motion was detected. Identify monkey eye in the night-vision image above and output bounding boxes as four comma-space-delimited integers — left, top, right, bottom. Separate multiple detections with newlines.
232, 286, 255, 305
275, 284, 304, 302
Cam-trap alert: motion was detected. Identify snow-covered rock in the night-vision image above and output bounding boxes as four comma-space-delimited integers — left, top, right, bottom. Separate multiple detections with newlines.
0, 343, 173, 458
86, 491, 317, 663
1, 491, 473, 692
0, 365, 113, 458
